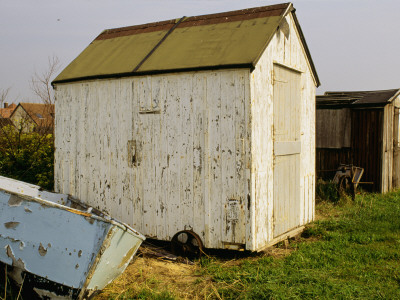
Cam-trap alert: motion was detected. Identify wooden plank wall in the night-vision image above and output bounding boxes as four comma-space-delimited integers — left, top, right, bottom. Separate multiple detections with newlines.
54, 69, 250, 250
55, 12, 317, 252
381, 104, 394, 193
316, 148, 352, 180
250, 13, 316, 250
316, 109, 383, 192
351, 109, 383, 192
316, 109, 351, 148
392, 96, 400, 188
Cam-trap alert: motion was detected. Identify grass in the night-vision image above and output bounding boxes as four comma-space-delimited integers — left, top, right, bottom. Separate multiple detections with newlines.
198, 191, 400, 299
3, 190, 400, 299
316, 179, 340, 203
101, 190, 400, 299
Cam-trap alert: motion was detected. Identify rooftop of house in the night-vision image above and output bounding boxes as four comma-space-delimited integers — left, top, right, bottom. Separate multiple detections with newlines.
53, 2, 319, 86
13, 102, 55, 127
0, 103, 17, 118
316, 89, 400, 108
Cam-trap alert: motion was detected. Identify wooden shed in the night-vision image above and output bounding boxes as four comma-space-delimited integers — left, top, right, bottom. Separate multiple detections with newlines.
52, 3, 319, 252
316, 89, 400, 193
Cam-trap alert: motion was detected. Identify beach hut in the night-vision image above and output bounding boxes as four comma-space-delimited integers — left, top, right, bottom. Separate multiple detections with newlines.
316, 89, 400, 193
52, 3, 319, 252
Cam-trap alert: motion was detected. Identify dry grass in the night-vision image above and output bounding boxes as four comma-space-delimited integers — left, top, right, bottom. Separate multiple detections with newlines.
94, 192, 400, 299
95, 254, 215, 299
94, 241, 298, 300
94, 205, 327, 299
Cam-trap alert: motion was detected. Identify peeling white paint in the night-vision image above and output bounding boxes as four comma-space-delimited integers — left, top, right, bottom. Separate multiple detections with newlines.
0, 176, 145, 297
54, 13, 316, 251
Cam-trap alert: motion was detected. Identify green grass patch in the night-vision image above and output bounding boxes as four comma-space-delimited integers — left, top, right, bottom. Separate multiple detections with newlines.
4, 190, 400, 299
200, 191, 400, 299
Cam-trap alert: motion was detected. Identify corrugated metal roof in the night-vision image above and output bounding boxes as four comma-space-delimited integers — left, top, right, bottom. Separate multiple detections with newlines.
317, 89, 400, 108
53, 3, 319, 85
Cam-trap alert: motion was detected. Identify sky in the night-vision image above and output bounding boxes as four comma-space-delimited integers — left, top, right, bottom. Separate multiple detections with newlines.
1, 0, 400, 103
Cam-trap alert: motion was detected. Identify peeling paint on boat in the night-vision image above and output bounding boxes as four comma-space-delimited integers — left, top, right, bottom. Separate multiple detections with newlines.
0, 175, 145, 299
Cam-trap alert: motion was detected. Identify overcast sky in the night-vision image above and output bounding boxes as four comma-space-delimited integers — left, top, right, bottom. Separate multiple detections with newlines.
1, 0, 399, 102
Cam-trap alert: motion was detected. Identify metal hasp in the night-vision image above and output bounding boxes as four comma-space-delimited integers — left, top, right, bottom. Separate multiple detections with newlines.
333, 164, 364, 199
0, 176, 145, 299
171, 230, 204, 259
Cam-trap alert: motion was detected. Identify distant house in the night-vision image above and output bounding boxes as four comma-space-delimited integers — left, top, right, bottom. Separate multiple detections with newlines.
10, 103, 55, 134
0, 103, 17, 119
0, 103, 16, 128
316, 89, 400, 193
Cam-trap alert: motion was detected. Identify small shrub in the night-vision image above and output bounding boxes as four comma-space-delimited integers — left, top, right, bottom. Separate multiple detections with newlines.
0, 125, 54, 190
316, 179, 339, 203
302, 225, 326, 238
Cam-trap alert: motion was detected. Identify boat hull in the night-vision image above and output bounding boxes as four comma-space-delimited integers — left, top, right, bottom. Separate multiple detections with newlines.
0, 176, 145, 299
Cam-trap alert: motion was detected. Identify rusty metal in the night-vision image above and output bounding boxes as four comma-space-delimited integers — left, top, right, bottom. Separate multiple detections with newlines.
333, 164, 364, 199
95, 3, 288, 41
171, 230, 204, 259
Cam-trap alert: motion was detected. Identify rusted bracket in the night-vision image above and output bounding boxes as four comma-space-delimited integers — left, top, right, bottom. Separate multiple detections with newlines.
132, 16, 186, 73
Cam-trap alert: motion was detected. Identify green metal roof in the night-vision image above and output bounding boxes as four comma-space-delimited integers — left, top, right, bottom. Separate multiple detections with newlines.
138, 15, 281, 72
59, 30, 168, 78
53, 3, 319, 85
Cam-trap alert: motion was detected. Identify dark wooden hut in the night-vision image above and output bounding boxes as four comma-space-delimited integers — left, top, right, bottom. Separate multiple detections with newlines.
316, 89, 400, 193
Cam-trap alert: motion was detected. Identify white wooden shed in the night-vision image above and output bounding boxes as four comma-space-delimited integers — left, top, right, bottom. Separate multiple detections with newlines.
52, 3, 320, 252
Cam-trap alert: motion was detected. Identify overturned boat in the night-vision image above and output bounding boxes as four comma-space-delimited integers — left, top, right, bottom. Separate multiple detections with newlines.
0, 176, 145, 299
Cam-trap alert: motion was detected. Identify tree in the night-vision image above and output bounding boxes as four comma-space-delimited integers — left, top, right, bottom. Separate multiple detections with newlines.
0, 87, 11, 105
30, 55, 60, 105
0, 57, 60, 190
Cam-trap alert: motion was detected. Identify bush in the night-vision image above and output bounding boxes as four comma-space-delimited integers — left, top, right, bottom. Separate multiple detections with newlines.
0, 125, 54, 190
316, 179, 339, 203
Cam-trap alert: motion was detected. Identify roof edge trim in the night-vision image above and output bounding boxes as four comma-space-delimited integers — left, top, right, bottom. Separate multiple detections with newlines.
291, 10, 320, 87
317, 104, 387, 109
252, 3, 292, 68
10, 103, 40, 126
386, 89, 400, 104
52, 64, 254, 87
95, 3, 290, 40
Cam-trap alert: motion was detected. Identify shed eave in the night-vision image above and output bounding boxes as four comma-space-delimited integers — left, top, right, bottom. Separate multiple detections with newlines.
291, 10, 320, 87
386, 89, 400, 104
317, 104, 387, 110
250, 3, 293, 69
51, 63, 254, 86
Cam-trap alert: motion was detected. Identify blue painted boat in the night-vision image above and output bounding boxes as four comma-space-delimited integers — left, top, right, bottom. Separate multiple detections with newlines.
0, 176, 145, 299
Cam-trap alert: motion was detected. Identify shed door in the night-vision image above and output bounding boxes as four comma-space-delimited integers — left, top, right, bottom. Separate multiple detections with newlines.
273, 64, 301, 238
